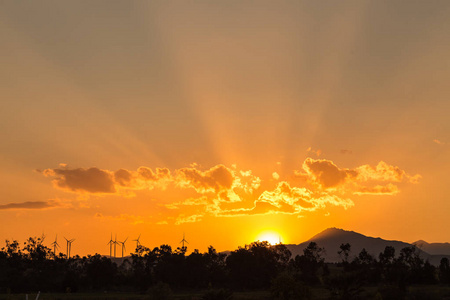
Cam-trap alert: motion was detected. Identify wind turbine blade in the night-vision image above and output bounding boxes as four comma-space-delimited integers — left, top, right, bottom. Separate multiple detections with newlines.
124, 237, 128, 243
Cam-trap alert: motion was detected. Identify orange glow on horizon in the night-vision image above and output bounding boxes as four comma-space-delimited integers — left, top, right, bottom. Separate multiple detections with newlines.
255, 230, 282, 246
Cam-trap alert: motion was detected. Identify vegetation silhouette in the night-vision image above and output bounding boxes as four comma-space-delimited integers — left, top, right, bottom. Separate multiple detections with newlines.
0, 237, 447, 298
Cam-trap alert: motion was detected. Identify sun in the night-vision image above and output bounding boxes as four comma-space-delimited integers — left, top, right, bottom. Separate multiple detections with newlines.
255, 231, 282, 245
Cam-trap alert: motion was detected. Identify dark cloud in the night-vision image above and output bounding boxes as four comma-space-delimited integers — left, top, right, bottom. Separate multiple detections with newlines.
0, 200, 60, 210
300, 158, 358, 188
340, 149, 353, 154
44, 167, 115, 193
114, 169, 133, 187
177, 164, 234, 193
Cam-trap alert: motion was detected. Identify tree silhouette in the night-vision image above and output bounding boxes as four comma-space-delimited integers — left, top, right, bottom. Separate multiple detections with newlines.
440, 257, 450, 284
292, 242, 325, 284
338, 243, 351, 265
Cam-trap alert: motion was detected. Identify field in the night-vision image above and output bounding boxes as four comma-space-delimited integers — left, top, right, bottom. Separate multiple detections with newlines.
2, 285, 450, 300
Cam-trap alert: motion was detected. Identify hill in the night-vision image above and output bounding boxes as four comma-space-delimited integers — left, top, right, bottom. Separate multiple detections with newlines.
413, 240, 450, 255
284, 228, 449, 266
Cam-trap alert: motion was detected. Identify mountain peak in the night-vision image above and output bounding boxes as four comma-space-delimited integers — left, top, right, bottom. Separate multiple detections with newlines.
308, 227, 361, 241
413, 240, 429, 246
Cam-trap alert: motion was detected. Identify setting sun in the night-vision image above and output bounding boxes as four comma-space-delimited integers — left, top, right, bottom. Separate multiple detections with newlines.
256, 231, 282, 245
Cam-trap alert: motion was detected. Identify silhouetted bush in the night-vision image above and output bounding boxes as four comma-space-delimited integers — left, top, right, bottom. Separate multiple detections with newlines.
226, 241, 291, 289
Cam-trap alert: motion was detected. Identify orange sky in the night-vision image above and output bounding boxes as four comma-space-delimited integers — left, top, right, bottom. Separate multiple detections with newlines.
1, 1, 450, 257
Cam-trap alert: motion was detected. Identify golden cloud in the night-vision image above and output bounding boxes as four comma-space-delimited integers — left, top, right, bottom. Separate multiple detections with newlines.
296, 158, 420, 193
218, 181, 353, 217
41, 158, 419, 224
354, 183, 399, 195
433, 139, 447, 145
94, 212, 145, 225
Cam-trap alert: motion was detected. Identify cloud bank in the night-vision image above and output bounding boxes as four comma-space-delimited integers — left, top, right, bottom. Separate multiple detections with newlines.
41, 158, 420, 224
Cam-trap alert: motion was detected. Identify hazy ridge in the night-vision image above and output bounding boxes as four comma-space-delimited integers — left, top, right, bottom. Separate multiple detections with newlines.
283, 228, 450, 266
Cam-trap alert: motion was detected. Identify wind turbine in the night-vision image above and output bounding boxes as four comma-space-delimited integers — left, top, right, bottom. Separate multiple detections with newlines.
64, 237, 75, 258
113, 234, 119, 258
119, 237, 128, 258
180, 233, 189, 249
50, 235, 60, 256
132, 234, 141, 249
68, 239, 75, 258
107, 233, 114, 257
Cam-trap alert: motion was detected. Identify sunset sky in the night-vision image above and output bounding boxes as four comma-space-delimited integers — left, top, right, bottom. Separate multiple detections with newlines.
1, 0, 450, 257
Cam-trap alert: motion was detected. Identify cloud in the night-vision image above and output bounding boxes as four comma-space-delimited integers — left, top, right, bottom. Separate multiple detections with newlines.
296, 158, 420, 192
218, 181, 354, 217
434, 139, 447, 145
42, 158, 419, 224
43, 167, 116, 194
175, 214, 203, 225
95, 213, 145, 225
307, 147, 322, 156
354, 184, 399, 195
176, 164, 234, 193
114, 167, 172, 190
43, 165, 173, 195
356, 161, 420, 184
298, 158, 358, 189
0, 200, 62, 210
340, 149, 353, 154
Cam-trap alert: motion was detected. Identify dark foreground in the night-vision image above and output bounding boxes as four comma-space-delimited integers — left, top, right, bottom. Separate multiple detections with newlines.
3, 237, 450, 299
2, 286, 450, 300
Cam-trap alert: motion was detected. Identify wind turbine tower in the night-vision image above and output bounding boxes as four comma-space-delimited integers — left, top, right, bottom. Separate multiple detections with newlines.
64, 237, 75, 258
68, 239, 75, 258
119, 237, 128, 258
114, 234, 118, 258
180, 233, 189, 249
132, 234, 141, 249
107, 233, 114, 257
51, 235, 60, 256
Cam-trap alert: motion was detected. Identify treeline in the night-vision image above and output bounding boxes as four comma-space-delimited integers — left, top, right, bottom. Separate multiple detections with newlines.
1, 237, 450, 299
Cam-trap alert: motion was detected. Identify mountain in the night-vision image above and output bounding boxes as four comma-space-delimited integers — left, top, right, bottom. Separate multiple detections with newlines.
284, 228, 449, 266
413, 240, 450, 255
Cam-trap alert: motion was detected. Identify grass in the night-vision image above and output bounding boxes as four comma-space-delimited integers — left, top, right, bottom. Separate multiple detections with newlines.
0, 290, 272, 300
3, 285, 450, 300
